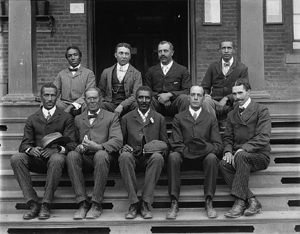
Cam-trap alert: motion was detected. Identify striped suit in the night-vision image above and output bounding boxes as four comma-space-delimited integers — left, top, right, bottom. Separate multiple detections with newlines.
219, 100, 271, 200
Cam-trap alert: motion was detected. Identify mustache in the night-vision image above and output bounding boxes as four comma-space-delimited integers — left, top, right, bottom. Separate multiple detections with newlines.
236, 98, 243, 102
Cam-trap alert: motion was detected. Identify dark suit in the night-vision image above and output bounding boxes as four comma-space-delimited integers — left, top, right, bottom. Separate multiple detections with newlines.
201, 58, 248, 115
99, 64, 142, 113
66, 109, 123, 204
10, 107, 77, 204
144, 61, 191, 116
168, 108, 222, 200
119, 108, 169, 204
219, 100, 271, 200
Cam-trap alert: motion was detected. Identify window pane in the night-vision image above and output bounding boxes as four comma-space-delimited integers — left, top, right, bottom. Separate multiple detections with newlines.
294, 16, 300, 39
293, 42, 300, 49
294, 0, 300, 14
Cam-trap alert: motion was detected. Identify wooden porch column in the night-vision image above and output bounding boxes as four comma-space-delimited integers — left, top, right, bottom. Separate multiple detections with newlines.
2, 0, 37, 102
238, 0, 270, 99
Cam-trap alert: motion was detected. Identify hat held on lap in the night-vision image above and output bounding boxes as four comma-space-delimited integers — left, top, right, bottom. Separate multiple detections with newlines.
183, 137, 214, 159
41, 132, 71, 148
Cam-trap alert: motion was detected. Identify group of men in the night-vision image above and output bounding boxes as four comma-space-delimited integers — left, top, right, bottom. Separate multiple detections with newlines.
11, 40, 272, 221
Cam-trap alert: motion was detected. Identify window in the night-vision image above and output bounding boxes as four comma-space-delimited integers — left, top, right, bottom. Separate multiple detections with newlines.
293, 0, 300, 51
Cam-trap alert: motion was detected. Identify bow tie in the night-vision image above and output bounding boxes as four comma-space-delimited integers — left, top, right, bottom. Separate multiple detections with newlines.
69, 67, 78, 72
239, 107, 245, 113
88, 114, 98, 119
224, 63, 230, 67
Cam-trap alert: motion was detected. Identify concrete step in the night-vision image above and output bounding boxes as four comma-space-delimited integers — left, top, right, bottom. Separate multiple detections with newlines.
0, 210, 299, 234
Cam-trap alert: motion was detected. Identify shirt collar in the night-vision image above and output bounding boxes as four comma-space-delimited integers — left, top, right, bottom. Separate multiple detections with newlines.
240, 97, 251, 109
88, 109, 101, 116
69, 64, 81, 70
42, 106, 56, 117
161, 60, 173, 69
117, 63, 129, 71
222, 57, 233, 67
189, 106, 202, 116
137, 108, 150, 119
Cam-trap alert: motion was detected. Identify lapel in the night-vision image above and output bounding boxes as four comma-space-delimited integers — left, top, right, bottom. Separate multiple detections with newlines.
165, 61, 176, 78
240, 100, 256, 122
72, 66, 84, 78
226, 57, 237, 76
35, 108, 47, 124
90, 109, 104, 127
144, 109, 155, 127
184, 109, 195, 124
107, 64, 116, 85
232, 106, 247, 126
155, 63, 164, 77
123, 64, 133, 83
216, 59, 224, 76
195, 109, 206, 123
133, 108, 146, 126
47, 108, 61, 124
81, 111, 91, 128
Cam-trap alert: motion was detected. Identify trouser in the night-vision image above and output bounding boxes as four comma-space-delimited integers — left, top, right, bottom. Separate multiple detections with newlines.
101, 101, 136, 116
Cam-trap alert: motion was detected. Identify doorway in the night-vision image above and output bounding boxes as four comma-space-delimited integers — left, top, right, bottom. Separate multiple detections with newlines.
93, 0, 189, 84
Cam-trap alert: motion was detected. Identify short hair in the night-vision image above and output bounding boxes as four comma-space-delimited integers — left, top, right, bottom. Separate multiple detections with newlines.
136, 86, 153, 98
84, 87, 102, 98
115, 43, 132, 53
158, 41, 174, 51
189, 85, 204, 95
233, 78, 252, 91
41, 83, 58, 96
219, 40, 235, 49
65, 46, 82, 59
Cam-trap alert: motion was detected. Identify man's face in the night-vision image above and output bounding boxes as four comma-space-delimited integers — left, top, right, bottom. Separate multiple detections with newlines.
114, 46, 131, 66
220, 41, 234, 62
66, 48, 81, 67
232, 85, 250, 106
85, 90, 101, 113
136, 90, 152, 113
41, 87, 58, 110
158, 43, 174, 65
188, 86, 205, 110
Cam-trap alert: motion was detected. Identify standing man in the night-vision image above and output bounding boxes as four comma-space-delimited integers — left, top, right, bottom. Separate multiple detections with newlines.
99, 42, 142, 116
167, 85, 222, 219
219, 78, 271, 218
201, 40, 248, 116
118, 86, 169, 219
10, 83, 77, 220
53, 46, 96, 115
66, 87, 123, 220
144, 41, 191, 116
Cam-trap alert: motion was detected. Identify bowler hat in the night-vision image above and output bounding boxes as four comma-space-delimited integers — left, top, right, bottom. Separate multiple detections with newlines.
41, 132, 71, 148
183, 137, 214, 159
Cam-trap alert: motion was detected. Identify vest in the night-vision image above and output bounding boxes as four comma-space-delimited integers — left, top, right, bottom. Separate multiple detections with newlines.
112, 66, 126, 105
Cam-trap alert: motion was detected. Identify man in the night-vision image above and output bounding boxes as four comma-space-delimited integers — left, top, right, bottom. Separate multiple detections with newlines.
167, 85, 222, 219
53, 46, 96, 115
144, 41, 191, 116
99, 42, 142, 116
10, 83, 77, 220
118, 86, 169, 219
219, 78, 271, 218
201, 40, 248, 117
66, 87, 123, 220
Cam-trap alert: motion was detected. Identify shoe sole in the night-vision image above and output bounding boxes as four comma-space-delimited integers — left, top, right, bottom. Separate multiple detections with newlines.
38, 216, 50, 220
224, 213, 243, 218
244, 208, 261, 216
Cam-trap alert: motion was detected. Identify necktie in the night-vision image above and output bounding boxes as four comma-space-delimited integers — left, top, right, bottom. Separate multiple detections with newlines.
68, 67, 78, 72
88, 114, 98, 119
163, 66, 168, 75
223, 62, 230, 75
239, 107, 245, 114
46, 111, 51, 121
193, 112, 198, 120
118, 67, 126, 82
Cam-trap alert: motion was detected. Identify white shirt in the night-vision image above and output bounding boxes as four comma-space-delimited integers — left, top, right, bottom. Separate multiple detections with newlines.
117, 63, 129, 82
161, 60, 173, 75
88, 109, 101, 125
138, 108, 150, 123
189, 106, 202, 120
222, 57, 233, 75
42, 106, 56, 120
69, 64, 81, 110
240, 97, 251, 109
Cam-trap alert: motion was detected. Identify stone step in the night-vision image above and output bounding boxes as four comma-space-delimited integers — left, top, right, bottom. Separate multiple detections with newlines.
0, 210, 299, 234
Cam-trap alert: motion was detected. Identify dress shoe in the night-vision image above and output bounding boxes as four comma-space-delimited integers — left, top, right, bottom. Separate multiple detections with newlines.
244, 197, 262, 216
125, 202, 139, 219
140, 200, 153, 219
205, 197, 218, 218
38, 202, 51, 220
166, 199, 179, 220
23, 200, 40, 220
86, 202, 102, 219
224, 198, 246, 218
73, 200, 91, 220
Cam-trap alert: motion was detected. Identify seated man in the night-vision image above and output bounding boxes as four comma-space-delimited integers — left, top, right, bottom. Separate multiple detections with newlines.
119, 86, 169, 219
219, 78, 271, 218
144, 41, 191, 116
167, 85, 222, 219
201, 40, 248, 117
10, 83, 77, 220
98, 42, 142, 116
66, 87, 123, 220
53, 46, 96, 115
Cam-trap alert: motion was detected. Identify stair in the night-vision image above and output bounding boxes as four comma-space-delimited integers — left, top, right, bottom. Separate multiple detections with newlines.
0, 102, 300, 233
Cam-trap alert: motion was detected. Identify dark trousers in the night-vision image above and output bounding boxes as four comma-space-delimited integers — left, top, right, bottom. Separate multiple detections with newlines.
219, 151, 270, 200
101, 102, 136, 116
66, 150, 114, 204
168, 152, 219, 200
118, 152, 164, 205
10, 152, 65, 204
151, 94, 189, 116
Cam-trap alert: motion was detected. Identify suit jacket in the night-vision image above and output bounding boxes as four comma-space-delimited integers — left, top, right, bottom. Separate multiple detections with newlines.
19, 107, 77, 153
201, 58, 248, 103
170, 108, 222, 158
99, 64, 142, 109
75, 109, 123, 153
223, 100, 271, 157
144, 61, 191, 99
53, 66, 96, 106
121, 108, 169, 156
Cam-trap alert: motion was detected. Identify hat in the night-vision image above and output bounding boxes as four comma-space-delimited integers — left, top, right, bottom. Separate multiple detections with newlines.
41, 132, 71, 148
143, 140, 168, 155
183, 137, 214, 159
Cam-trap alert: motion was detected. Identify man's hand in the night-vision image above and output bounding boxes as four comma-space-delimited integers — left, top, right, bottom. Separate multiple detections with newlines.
75, 144, 87, 154
121, 144, 133, 153
64, 105, 74, 113
158, 93, 173, 104
222, 152, 235, 168
205, 94, 211, 98
218, 96, 229, 107
29, 147, 42, 158
164, 100, 171, 107
82, 136, 103, 151
40, 147, 59, 159
114, 105, 123, 116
